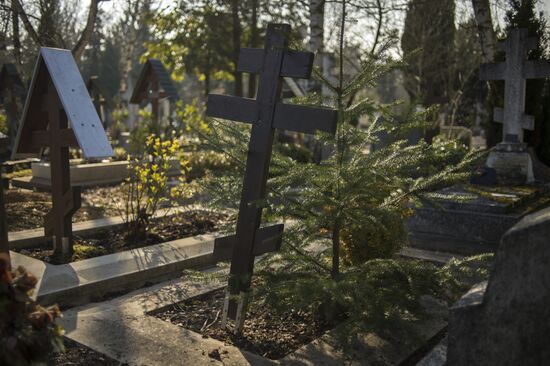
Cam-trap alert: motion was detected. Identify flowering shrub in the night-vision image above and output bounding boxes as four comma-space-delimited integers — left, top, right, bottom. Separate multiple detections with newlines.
0, 254, 64, 365
123, 134, 189, 241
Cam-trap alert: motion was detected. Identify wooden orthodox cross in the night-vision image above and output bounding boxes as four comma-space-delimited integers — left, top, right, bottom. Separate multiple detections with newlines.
87, 76, 107, 126
206, 23, 337, 332
12, 48, 113, 258
480, 28, 550, 147
130, 59, 179, 135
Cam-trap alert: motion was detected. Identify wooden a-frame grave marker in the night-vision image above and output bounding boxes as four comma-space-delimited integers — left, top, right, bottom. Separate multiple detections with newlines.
206, 23, 337, 332
130, 58, 179, 135
12, 47, 113, 258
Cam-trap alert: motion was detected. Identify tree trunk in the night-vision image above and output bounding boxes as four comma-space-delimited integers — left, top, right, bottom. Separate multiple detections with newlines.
247, 0, 259, 98
309, 0, 325, 93
472, 0, 498, 147
331, 221, 340, 279
231, 0, 243, 97
72, 0, 100, 61
12, 0, 40, 45
11, 2, 21, 64
472, 0, 496, 63
0, 173, 10, 269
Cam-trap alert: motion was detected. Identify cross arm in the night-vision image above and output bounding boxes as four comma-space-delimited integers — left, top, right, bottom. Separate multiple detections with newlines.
493, 107, 534, 131
30, 129, 79, 148
238, 48, 314, 79
523, 60, 550, 79
273, 103, 338, 135
206, 94, 258, 124
213, 223, 284, 261
479, 62, 506, 81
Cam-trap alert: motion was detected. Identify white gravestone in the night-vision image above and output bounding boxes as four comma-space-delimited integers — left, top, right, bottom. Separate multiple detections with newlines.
480, 28, 550, 184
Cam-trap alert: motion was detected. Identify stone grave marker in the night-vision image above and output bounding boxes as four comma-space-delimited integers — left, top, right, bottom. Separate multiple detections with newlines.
12, 47, 113, 258
206, 23, 337, 332
445, 206, 550, 366
0, 63, 26, 149
130, 59, 178, 135
480, 28, 550, 184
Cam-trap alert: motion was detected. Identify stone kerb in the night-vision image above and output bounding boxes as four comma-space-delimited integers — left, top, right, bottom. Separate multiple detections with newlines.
446, 206, 550, 366
12, 159, 181, 189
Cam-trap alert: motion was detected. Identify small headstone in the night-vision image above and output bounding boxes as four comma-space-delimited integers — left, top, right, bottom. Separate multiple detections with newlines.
446, 206, 550, 365
479, 28, 550, 184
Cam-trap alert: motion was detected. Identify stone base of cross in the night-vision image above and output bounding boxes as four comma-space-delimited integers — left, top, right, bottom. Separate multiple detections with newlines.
479, 28, 550, 185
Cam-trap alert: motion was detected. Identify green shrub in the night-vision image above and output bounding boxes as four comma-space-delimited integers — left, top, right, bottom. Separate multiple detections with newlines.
0, 254, 64, 365
122, 134, 190, 241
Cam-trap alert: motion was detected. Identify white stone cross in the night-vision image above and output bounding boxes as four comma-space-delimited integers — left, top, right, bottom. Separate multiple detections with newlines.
480, 28, 550, 147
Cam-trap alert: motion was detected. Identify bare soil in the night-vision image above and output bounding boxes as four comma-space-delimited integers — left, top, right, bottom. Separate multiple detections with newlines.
5, 186, 128, 231
153, 288, 332, 360
18, 210, 226, 264
48, 338, 127, 366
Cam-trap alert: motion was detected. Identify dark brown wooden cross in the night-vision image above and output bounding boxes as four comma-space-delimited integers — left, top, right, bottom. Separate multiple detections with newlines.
480, 28, 550, 146
13, 48, 113, 258
206, 23, 337, 331
87, 76, 107, 126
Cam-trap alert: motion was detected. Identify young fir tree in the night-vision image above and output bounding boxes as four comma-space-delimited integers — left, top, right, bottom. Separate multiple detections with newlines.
194, 0, 484, 340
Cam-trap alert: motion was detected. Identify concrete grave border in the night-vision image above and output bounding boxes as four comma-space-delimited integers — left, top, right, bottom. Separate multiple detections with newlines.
58, 266, 449, 366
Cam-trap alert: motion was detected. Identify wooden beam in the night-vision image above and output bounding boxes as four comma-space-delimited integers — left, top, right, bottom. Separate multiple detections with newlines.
30, 129, 79, 148
273, 103, 337, 134
238, 48, 314, 79
206, 94, 258, 124
213, 224, 284, 261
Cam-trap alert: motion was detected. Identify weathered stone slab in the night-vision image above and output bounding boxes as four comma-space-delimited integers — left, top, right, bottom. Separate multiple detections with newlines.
446, 206, 550, 366
59, 278, 272, 366
408, 184, 547, 254
11, 232, 220, 307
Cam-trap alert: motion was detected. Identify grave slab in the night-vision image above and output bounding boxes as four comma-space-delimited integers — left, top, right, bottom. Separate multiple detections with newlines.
11, 231, 222, 307
408, 184, 549, 254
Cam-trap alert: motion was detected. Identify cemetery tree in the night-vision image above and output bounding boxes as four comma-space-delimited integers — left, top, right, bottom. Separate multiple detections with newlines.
10, 0, 102, 61
401, 0, 456, 107
199, 0, 481, 334
145, 2, 236, 95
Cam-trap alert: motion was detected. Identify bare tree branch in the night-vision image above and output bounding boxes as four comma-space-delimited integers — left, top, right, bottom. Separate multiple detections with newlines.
11, 0, 40, 45
72, 0, 100, 61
